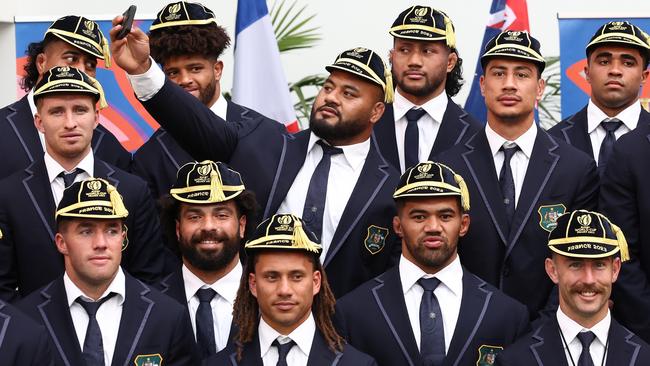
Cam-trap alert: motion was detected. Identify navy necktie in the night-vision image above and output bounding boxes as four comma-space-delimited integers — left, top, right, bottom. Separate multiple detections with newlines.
58, 168, 82, 187
577, 331, 596, 366
499, 144, 519, 235
598, 118, 623, 177
195, 288, 217, 357
75, 292, 116, 366
404, 108, 427, 169
418, 277, 445, 366
302, 140, 343, 241
272, 338, 296, 366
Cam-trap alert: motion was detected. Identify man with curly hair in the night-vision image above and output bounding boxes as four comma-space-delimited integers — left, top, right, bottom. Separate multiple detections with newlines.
373, 6, 481, 173
0, 15, 131, 179
132, 2, 263, 205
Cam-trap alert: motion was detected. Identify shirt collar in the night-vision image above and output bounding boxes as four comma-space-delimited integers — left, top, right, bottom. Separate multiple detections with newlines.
64, 267, 126, 307
485, 121, 537, 159
259, 312, 316, 358
392, 89, 448, 124
399, 253, 463, 297
556, 307, 611, 348
27, 89, 37, 116
44, 150, 95, 184
209, 94, 228, 121
307, 132, 370, 171
587, 99, 641, 133
182, 261, 242, 304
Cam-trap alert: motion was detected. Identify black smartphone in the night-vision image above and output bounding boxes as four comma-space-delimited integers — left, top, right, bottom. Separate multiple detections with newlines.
116, 5, 137, 40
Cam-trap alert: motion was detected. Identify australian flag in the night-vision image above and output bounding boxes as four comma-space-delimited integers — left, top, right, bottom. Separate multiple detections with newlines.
464, 0, 530, 123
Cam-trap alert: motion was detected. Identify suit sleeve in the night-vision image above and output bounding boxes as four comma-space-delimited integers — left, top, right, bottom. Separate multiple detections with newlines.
164, 306, 201, 365
29, 328, 55, 366
131, 152, 161, 205
0, 201, 19, 302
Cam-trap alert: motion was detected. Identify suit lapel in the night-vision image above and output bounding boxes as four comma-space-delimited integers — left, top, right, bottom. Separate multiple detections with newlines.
560, 107, 593, 157
373, 103, 401, 170
429, 99, 472, 158
94, 160, 119, 188
232, 336, 264, 366
371, 267, 420, 366
606, 319, 642, 366
529, 317, 569, 366
0, 301, 9, 350
306, 330, 339, 366
156, 130, 191, 171
264, 131, 310, 218
640, 109, 650, 146
22, 159, 57, 241
226, 100, 258, 122
505, 129, 560, 257
6, 96, 42, 164
111, 275, 155, 366
461, 131, 509, 244
37, 279, 85, 366
324, 135, 392, 266
159, 268, 187, 304
444, 269, 494, 365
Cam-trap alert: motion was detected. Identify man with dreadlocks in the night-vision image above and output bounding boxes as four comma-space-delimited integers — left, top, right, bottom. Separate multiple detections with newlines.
132, 1, 263, 205
207, 214, 377, 365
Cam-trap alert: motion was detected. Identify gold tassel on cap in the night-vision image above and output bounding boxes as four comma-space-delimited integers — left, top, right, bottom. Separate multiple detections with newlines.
88, 75, 108, 110
101, 34, 112, 68
107, 184, 129, 217
292, 217, 321, 253
383, 66, 394, 104
209, 167, 226, 202
443, 15, 456, 49
611, 223, 630, 262
454, 174, 470, 211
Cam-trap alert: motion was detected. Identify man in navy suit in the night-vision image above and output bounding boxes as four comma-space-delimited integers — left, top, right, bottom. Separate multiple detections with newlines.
497, 210, 650, 365
436, 31, 599, 320
158, 160, 258, 358
17, 178, 198, 366
209, 213, 377, 365
0, 67, 166, 301
0, 15, 131, 180
132, 2, 263, 205
110, 17, 401, 298
548, 21, 650, 177
335, 161, 529, 366
374, 6, 481, 173
0, 299, 54, 365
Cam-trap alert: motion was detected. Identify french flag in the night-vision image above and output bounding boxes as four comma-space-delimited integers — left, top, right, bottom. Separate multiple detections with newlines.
233, 0, 299, 132
464, 0, 530, 123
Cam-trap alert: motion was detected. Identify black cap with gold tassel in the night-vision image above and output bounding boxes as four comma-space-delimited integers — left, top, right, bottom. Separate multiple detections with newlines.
56, 178, 129, 220
393, 161, 470, 211
170, 160, 244, 204
245, 214, 322, 256
389, 6, 456, 49
45, 15, 111, 67
326, 47, 394, 103
34, 66, 108, 109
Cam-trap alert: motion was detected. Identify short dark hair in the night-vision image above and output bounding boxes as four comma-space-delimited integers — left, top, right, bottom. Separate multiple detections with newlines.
149, 24, 231, 66
21, 35, 55, 92
586, 43, 650, 69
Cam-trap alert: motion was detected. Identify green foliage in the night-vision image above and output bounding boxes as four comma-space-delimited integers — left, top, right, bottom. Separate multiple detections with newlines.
270, 0, 321, 52
538, 56, 561, 130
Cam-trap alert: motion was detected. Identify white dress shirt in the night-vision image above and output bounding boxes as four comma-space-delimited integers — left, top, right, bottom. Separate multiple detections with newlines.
485, 122, 537, 207
44, 151, 94, 206
183, 262, 241, 352
557, 307, 610, 366
276, 133, 369, 260
586, 99, 640, 164
64, 268, 126, 366
400, 254, 463, 352
393, 90, 448, 173
258, 313, 315, 366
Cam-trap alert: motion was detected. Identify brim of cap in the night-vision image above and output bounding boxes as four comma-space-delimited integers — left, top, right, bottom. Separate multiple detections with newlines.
481, 45, 546, 70
170, 186, 244, 204
34, 87, 99, 101
586, 33, 650, 51
326, 63, 383, 88
48, 32, 104, 59
55, 202, 128, 220
389, 27, 447, 42
548, 244, 620, 259
149, 18, 216, 31
245, 235, 322, 255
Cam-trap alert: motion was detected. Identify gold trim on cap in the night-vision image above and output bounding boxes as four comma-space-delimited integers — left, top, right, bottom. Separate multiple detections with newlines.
149, 18, 216, 30
389, 24, 447, 36
45, 28, 104, 59
587, 32, 650, 50
548, 246, 621, 259
548, 236, 619, 246
393, 181, 461, 197
55, 200, 114, 218
245, 234, 322, 253
484, 43, 545, 63
335, 57, 386, 89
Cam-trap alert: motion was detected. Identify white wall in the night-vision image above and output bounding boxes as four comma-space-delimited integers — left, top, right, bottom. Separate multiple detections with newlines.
1, 0, 647, 107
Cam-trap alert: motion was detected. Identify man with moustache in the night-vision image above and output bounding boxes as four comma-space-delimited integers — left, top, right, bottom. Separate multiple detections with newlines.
374, 5, 481, 172
335, 161, 529, 366
133, 2, 263, 204
497, 210, 650, 365
110, 16, 400, 298
157, 160, 258, 358
0, 15, 131, 179
436, 31, 599, 320
549, 21, 650, 177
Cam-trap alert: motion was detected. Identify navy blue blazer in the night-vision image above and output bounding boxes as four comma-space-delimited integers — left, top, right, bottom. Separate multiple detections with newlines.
496, 315, 650, 366
132, 100, 262, 204
373, 98, 482, 171
17, 273, 199, 366
334, 265, 529, 366
0, 95, 132, 180
547, 105, 649, 160
139, 79, 401, 298
599, 112, 650, 343
435, 128, 599, 318
0, 299, 53, 365
207, 329, 377, 366
0, 158, 166, 301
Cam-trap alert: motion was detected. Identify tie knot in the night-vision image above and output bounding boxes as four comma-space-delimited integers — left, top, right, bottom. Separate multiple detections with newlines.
58, 168, 82, 187
500, 143, 519, 161
577, 331, 597, 348
418, 277, 441, 292
405, 108, 427, 123
196, 288, 217, 303
601, 118, 623, 133
272, 338, 296, 359
316, 140, 343, 156
75, 292, 116, 317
